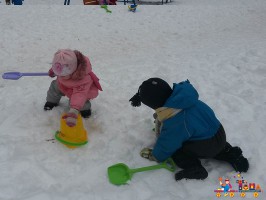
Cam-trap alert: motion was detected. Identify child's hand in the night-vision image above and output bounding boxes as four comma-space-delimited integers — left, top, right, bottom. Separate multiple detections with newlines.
48, 68, 56, 78
63, 108, 79, 127
140, 148, 158, 161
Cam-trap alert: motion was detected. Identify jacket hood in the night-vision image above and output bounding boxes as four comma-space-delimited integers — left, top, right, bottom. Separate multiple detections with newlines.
164, 80, 199, 109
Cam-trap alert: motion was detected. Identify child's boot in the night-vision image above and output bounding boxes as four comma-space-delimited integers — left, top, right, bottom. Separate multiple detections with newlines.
44, 102, 58, 111
214, 142, 249, 173
172, 150, 208, 181
175, 165, 208, 181
80, 109, 91, 118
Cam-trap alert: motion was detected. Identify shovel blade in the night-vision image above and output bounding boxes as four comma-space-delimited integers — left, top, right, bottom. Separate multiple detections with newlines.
2, 72, 48, 80
2, 72, 22, 80
107, 158, 176, 186
107, 163, 132, 185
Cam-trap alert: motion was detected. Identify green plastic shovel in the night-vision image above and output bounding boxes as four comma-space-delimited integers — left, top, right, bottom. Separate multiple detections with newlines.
107, 158, 176, 185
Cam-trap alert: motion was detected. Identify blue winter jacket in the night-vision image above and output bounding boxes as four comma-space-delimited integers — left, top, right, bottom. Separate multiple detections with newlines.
152, 80, 221, 162
12, 0, 23, 5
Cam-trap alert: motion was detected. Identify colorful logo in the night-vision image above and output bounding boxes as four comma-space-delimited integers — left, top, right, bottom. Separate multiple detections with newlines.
214, 173, 263, 198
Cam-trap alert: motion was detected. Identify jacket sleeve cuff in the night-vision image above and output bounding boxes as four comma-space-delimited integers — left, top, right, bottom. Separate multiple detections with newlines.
152, 148, 169, 162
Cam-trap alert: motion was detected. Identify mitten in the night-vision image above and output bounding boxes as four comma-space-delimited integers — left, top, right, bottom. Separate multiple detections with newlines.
140, 148, 158, 161
63, 108, 79, 127
48, 68, 56, 78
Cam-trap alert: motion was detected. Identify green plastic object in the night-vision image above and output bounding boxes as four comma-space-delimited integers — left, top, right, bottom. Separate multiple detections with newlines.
100, 5, 112, 13
55, 131, 88, 147
107, 158, 176, 185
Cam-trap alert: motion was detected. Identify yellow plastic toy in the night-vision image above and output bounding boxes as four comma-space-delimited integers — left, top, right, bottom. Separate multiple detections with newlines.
55, 113, 88, 149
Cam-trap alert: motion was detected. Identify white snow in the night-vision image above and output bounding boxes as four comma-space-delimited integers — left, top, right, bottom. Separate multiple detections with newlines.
0, 0, 169, 5
0, 1, 266, 200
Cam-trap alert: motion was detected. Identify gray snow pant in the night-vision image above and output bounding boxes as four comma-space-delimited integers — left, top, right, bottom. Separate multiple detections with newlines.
46, 80, 91, 111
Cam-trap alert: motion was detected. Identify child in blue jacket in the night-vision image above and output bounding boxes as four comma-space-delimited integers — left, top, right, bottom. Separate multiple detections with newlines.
12, 0, 23, 5
129, 78, 249, 181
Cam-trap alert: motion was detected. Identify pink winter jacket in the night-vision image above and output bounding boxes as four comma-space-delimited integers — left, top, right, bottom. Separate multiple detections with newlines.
55, 57, 101, 110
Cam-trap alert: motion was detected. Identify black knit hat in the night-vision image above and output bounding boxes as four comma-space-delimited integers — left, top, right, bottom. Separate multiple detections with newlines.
129, 78, 173, 109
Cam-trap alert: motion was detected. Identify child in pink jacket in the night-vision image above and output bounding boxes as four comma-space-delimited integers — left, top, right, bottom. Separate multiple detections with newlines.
44, 49, 102, 127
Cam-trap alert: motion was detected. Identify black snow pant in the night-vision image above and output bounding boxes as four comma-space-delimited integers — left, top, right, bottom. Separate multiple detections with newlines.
172, 124, 227, 169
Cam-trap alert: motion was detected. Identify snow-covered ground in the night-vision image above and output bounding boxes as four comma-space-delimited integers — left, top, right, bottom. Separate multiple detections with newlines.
1, 0, 171, 5
0, 0, 264, 5
0, 1, 266, 200
0, 0, 84, 5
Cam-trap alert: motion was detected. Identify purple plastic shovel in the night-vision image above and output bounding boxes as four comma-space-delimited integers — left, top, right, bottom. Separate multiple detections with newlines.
2, 72, 49, 80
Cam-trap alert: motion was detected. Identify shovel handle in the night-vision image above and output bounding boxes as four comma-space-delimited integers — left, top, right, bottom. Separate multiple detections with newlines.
130, 158, 176, 174
21, 72, 48, 76
130, 164, 164, 174
162, 158, 176, 172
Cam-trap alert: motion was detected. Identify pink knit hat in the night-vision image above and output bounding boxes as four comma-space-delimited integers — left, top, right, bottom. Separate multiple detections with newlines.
52, 49, 77, 76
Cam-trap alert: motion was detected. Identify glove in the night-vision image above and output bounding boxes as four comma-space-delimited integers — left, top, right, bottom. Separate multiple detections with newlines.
140, 148, 158, 161
63, 108, 79, 127
48, 68, 56, 78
